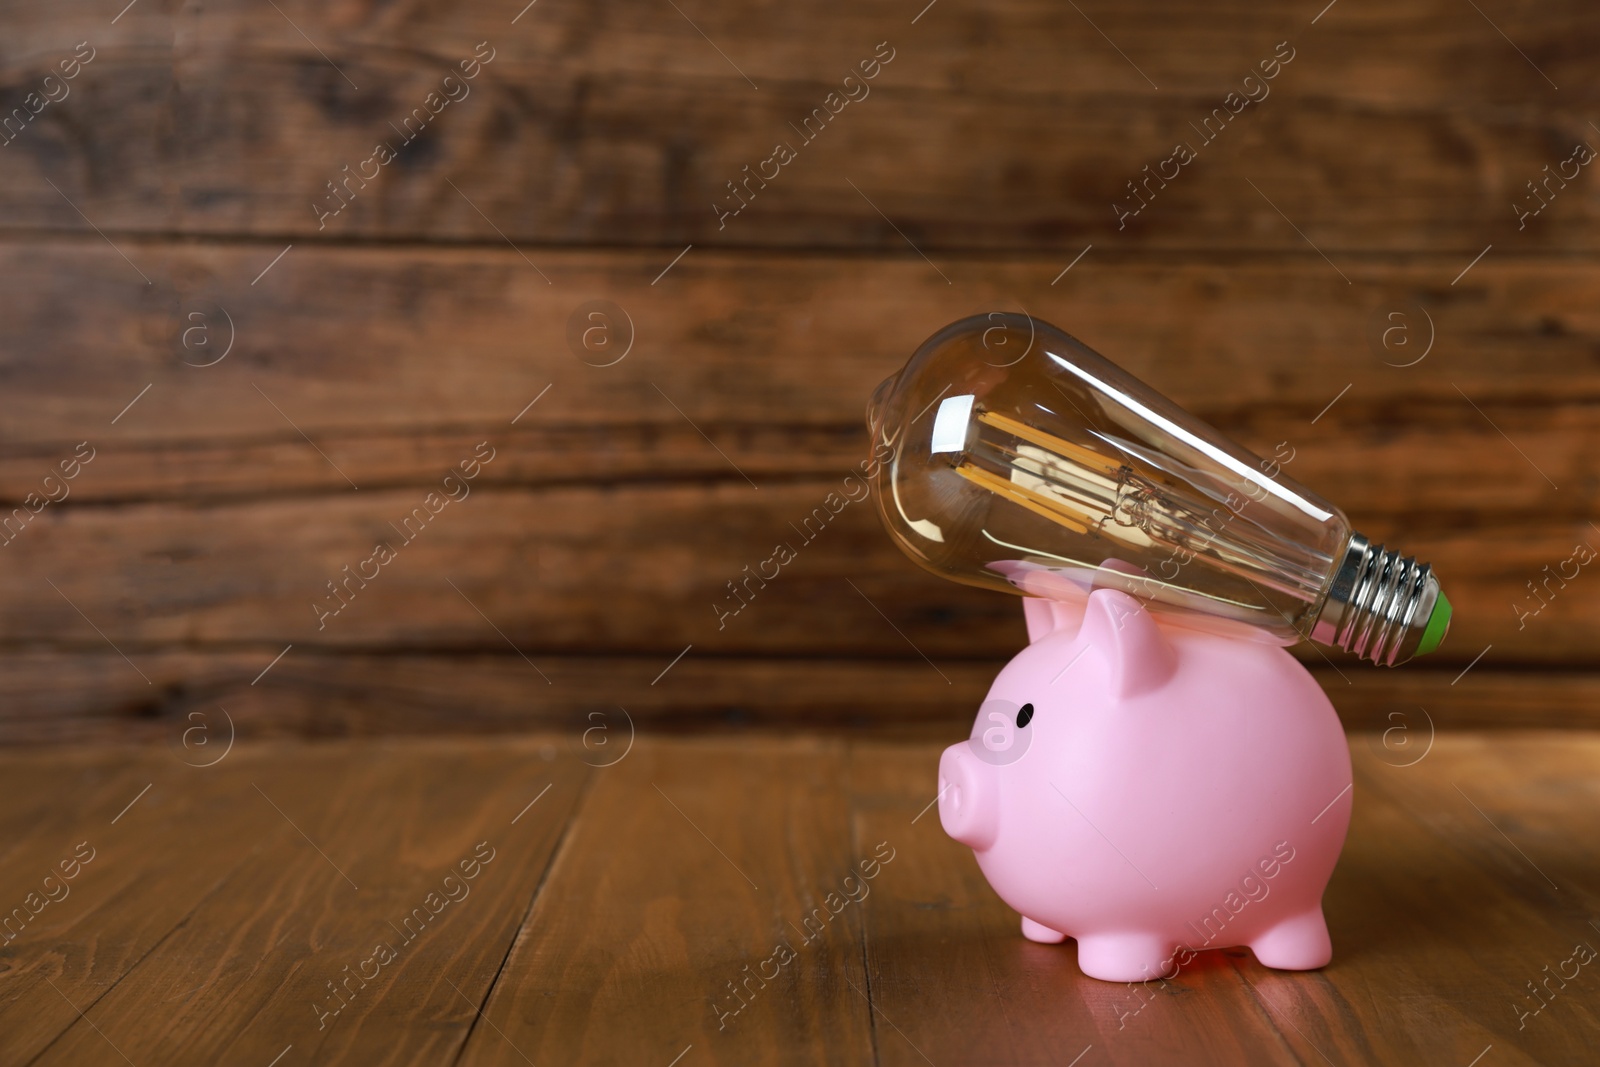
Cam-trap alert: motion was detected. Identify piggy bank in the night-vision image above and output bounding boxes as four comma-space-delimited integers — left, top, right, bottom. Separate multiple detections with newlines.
937, 587, 1352, 983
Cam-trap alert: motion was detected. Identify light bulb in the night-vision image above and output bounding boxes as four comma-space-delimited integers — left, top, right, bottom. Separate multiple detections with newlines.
866, 313, 1451, 666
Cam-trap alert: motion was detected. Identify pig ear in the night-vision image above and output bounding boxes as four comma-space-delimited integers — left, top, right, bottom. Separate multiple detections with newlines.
1022, 597, 1082, 644
1078, 588, 1176, 700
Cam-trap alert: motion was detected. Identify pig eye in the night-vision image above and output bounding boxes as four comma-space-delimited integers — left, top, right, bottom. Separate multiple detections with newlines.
1016, 703, 1034, 728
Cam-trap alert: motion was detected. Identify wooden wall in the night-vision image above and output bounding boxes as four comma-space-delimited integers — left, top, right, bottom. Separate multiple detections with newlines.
0, 0, 1595, 743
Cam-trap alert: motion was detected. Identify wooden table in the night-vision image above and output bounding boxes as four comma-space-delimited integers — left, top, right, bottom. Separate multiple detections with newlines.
2, 730, 1595, 1066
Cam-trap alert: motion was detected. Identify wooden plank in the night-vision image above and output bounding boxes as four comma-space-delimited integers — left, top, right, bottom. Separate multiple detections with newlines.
4, 731, 1597, 1063
1257, 733, 1600, 1066
0, 743, 168, 1061
0, 748, 300, 1064
2, 244, 1594, 509
844, 732, 1600, 1066
4, 404, 1594, 522
29, 737, 588, 1066
0, 479, 1589, 661
455, 736, 877, 1066
0, 650, 1592, 744
0, 236, 1589, 674
1, 0, 1586, 103
845, 741, 1298, 1067
1350, 732, 1600, 910
1, 2, 1594, 249
0, 746, 133, 870
0, 650, 997, 745
3, 243, 1600, 451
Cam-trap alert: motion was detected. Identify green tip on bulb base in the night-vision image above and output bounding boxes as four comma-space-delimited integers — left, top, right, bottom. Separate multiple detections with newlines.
1415, 592, 1452, 657
1312, 535, 1450, 665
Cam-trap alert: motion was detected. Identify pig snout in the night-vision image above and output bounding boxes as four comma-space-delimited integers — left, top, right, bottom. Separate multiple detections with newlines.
937, 743, 1000, 851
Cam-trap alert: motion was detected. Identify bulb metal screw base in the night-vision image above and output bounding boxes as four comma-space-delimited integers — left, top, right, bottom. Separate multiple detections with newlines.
1311, 533, 1451, 667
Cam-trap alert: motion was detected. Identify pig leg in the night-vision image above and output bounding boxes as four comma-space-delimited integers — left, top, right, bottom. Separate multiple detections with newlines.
1249, 907, 1332, 970
1020, 917, 1066, 944
1075, 933, 1174, 983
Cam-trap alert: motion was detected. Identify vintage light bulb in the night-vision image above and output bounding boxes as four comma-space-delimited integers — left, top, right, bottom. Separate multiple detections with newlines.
866, 313, 1451, 666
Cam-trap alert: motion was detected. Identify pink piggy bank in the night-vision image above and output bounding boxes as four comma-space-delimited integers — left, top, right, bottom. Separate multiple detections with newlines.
937, 587, 1353, 983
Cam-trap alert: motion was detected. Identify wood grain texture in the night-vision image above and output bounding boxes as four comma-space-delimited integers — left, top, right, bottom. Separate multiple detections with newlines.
846, 741, 1301, 1067
0, 748, 289, 1063
0, 768, 136, 1061
457, 736, 877, 1066
0, 480, 1588, 663
840, 733, 1599, 1067
0, 646, 1589, 745
7, 733, 1596, 1065
0, 243, 1595, 510
0, 1, 1593, 250
0, 241, 1591, 733
2, 4, 1593, 1053
0, 0, 1592, 736
0, 0, 1587, 102
1295, 733, 1600, 1066
17, 738, 587, 1067
0, 649, 1590, 746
